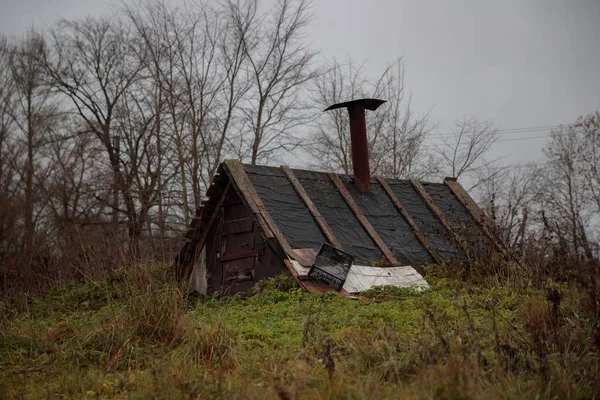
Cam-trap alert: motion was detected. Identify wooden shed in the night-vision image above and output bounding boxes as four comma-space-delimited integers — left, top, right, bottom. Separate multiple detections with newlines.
173, 159, 504, 296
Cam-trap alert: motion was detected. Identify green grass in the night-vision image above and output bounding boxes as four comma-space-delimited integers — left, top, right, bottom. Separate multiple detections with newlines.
0, 264, 598, 399
360, 284, 425, 298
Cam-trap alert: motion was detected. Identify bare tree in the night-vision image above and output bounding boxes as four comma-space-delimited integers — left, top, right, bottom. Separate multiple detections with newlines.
126, 0, 253, 228
231, 0, 318, 165
475, 163, 545, 249
310, 58, 369, 173
541, 119, 599, 259
436, 116, 498, 186
125, 1, 194, 226
371, 60, 433, 179
0, 35, 23, 261
575, 112, 600, 213
42, 16, 149, 246
6, 32, 56, 256
309, 58, 432, 179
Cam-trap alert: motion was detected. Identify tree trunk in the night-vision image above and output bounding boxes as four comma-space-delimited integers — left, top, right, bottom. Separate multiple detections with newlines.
24, 88, 34, 258
251, 100, 264, 165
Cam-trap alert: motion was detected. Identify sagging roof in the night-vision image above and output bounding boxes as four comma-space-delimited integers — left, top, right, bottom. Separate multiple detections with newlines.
174, 160, 506, 282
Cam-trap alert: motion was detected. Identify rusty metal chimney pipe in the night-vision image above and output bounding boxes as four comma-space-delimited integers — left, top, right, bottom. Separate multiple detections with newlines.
324, 98, 386, 192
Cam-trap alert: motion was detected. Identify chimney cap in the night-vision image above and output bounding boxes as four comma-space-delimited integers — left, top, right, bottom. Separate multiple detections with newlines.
324, 98, 386, 112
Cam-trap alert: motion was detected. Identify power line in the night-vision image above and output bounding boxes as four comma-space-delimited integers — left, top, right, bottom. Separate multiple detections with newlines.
495, 134, 552, 143
430, 124, 561, 138
422, 133, 553, 148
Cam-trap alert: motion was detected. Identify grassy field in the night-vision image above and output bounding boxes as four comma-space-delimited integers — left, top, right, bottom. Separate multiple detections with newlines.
1, 262, 599, 399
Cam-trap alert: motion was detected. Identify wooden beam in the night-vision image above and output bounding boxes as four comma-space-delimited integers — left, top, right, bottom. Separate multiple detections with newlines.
182, 183, 232, 279
223, 160, 273, 237
328, 173, 399, 265
376, 176, 443, 263
444, 177, 507, 254
223, 160, 296, 275
196, 183, 230, 250
283, 259, 307, 291
409, 178, 469, 258
280, 165, 344, 250
217, 250, 262, 262
223, 218, 254, 235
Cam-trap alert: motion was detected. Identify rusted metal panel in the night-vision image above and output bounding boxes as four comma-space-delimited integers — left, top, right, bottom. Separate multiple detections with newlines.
376, 176, 442, 263
410, 178, 469, 258
324, 99, 386, 193
289, 248, 318, 267
223, 218, 253, 235
280, 165, 344, 249
347, 104, 371, 192
329, 173, 399, 265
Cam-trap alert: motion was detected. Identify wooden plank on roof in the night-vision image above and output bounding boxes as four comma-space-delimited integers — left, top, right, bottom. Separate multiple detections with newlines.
223, 160, 295, 264
280, 165, 344, 250
376, 176, 443, 263
289, 248, 318, 267
443, 177, 507, 254
409, 178, 470, 258
283, 259, 307, 290
328, 173, 400, 265
223, 160, 273, 238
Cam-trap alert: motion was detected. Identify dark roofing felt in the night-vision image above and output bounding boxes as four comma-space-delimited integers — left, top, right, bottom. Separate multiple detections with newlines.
175, 160, 500, 278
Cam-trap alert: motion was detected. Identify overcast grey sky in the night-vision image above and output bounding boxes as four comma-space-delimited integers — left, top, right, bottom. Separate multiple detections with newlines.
2, 0, 599, 167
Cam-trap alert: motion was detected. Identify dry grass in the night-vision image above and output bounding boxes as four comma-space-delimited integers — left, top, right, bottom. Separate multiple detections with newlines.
0, 247, 599, 399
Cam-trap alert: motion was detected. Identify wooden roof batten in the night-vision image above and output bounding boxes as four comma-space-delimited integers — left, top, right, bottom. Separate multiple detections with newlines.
328, 173, 400, 265
280, 165, 344, 250
443, 177, 505, 251
443, 177, 525, 268
409, 178, 470, 259
376, 176, 443, 264
222, 160, 299, 277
